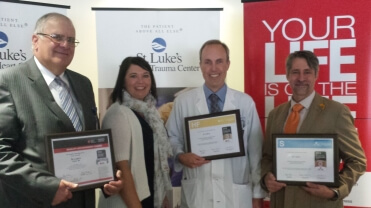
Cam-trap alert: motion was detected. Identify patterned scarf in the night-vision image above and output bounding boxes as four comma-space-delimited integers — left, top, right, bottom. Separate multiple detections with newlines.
122, 90, 173, 207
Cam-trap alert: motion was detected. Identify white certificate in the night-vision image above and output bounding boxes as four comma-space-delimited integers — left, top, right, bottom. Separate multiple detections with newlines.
273, 134, 339, 186
185, 110, 245, 160
45, 129, 116, 191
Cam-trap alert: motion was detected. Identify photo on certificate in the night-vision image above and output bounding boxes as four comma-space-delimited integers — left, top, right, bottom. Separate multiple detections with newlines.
272, 134, 339, 187
222, 126, 232, 142
184, 109, 245, 160
45, 129, 116, 191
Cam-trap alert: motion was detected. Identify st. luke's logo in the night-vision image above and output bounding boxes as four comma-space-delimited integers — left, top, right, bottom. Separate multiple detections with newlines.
151, 37, 166, 53
0, 31, 9, 48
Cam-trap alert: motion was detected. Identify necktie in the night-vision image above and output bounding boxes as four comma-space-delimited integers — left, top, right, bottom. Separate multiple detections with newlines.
209, 93, 221, 113
284, 103, 304, 134
53, 77, 82, 131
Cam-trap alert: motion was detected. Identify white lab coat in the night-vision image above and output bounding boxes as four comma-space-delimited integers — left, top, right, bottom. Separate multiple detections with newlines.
166, 86, 266, 208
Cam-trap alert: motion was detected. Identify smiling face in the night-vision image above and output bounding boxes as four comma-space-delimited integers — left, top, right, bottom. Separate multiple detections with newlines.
124, 64, 152, 100
287, 57, 318, 102
32, 16, 75, 75
200, 44, 230, 92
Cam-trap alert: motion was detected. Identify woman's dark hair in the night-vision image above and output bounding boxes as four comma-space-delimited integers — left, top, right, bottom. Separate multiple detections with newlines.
109, 56, 157, 106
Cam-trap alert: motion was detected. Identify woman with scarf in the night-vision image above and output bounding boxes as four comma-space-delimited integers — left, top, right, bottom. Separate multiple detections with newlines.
97, 56, 172, 208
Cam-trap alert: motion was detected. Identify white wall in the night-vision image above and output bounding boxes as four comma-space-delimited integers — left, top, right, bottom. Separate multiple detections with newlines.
27, 0, 244, 108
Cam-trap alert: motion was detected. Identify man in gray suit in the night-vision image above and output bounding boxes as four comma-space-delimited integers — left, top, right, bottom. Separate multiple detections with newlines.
0, 13, 122, 207
261, 50, 366, 208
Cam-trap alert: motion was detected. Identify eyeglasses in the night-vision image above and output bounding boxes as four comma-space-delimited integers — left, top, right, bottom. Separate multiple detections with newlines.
37, 33, 80, 47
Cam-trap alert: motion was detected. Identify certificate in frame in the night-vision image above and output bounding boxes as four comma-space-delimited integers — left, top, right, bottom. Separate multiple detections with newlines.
45, 129, 116, 191
184, 109, 245, 160
272, 134, 339, 187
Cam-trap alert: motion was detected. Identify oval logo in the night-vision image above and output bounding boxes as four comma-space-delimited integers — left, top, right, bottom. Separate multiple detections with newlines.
151, 38, 166, 53
0, 31, 9, 48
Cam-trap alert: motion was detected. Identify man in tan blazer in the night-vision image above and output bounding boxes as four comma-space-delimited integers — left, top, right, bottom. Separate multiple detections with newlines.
261, 50, 366, 208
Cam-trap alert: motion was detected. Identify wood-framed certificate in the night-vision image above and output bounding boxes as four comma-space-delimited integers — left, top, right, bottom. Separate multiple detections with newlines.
184, 109, 245, 160
45, 129, 116, 191
272, 134, 339, 187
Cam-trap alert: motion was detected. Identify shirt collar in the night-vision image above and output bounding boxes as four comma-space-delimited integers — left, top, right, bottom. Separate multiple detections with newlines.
203, 84, 227, 102
290, 91, 315, 109
34, 56, 67, 86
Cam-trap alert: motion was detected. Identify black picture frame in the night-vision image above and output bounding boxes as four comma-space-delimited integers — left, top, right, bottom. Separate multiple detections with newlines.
272, 134, 339, 187
184, 109, 245, 160
45, 129, 116, 191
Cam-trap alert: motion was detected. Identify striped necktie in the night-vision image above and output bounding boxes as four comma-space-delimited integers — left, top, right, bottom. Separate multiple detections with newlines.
53, 77, 82, 131
209, 93, 221, 113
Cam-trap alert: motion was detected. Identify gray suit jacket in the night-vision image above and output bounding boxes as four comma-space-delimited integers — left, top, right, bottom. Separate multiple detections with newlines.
261, 93, 366, 208
0, 58, 98, 208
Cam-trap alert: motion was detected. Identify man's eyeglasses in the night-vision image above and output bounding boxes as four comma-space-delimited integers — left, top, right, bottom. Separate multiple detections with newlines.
37, 33, 79, 47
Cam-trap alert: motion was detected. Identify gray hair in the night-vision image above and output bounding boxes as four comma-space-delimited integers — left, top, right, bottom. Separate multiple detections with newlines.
286, 50, 319, 76
33, 12, 73, 34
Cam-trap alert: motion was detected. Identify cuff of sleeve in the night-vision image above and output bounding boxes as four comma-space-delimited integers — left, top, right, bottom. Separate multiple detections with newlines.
174, 152, 184, 172
260, 174, 269, 192
329, 189, 339, 201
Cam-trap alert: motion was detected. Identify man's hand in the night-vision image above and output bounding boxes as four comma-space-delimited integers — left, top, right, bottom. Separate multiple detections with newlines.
178, 153, 209, 168
51, 180, 78, 206
103, 170, 123, 195
302, 182, 335, 199
264, 172, 286, 193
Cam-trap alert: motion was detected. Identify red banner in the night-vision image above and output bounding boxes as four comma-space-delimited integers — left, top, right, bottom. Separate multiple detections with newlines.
244, 0, 371, 207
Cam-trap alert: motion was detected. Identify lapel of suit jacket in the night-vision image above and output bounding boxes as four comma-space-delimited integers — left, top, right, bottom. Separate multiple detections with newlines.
223, 87, 236, 111
298, 93, 325, 133
25, 58, 75, 130
64, 70, 89, 130
195, 87, 209, 114
276, 102, 291, 133
64, 70, 98, 131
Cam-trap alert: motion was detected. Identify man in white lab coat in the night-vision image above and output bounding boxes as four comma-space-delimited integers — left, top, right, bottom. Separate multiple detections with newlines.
166, 39, 265, 208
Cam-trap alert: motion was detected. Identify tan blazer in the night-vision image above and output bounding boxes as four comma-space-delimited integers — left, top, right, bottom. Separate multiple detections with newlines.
261, 93, 366, 208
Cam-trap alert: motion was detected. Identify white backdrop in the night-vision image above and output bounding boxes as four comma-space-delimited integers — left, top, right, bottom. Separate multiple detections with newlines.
94, 8, 221, 118
95, 9, 221, 88
0, 1, 67, 70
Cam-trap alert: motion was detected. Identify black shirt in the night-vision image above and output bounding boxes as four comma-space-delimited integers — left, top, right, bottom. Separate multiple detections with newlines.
132, 110, 155, 208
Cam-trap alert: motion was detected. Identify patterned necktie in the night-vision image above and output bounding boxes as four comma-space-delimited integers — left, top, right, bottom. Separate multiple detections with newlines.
53, 77, 82, 131
209, 93, 221, 113
284, 103, 304, 133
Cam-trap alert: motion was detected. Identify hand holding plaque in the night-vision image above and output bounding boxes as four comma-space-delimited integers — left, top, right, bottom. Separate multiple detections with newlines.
45, 129, 116, 191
